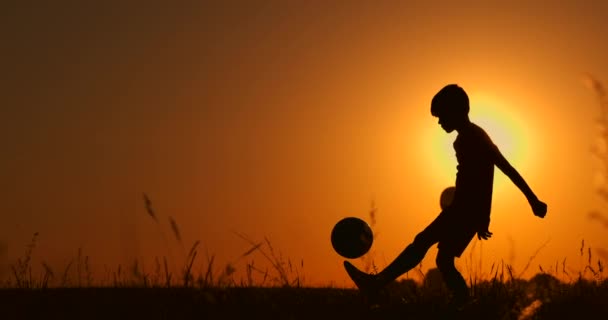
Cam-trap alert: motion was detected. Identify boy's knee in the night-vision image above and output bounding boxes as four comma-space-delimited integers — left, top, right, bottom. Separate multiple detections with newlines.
412, 233, 423, 245
413, 232, 432, 248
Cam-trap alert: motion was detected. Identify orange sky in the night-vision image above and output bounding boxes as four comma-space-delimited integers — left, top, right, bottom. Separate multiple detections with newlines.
2, 1, 608, 287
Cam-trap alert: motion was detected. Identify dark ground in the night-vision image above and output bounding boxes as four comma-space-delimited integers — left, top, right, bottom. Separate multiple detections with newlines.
0, 285, 606, 320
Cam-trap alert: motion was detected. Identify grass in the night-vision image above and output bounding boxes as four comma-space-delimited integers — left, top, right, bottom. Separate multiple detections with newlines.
2, 197, 608, 320
1, 274, 607, 319
3, 188, 608, 318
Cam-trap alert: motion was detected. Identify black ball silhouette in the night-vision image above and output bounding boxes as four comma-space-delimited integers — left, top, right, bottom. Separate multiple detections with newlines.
331, 217, 373, 259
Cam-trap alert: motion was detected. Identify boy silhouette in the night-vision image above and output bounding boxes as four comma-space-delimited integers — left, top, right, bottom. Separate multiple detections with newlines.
344, 84, 548, 306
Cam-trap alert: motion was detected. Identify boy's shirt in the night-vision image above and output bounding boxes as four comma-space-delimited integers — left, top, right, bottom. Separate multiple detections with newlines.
450, 122, 498, 226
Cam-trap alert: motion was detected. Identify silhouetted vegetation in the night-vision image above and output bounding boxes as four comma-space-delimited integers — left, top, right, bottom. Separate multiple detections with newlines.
586, 74, 608, 263
1, 273, 607, 319
2, 215, 607, 319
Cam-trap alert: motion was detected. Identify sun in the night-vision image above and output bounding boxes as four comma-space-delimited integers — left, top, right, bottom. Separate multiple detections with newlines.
472, 105, 525, 163
422, 93, 533, 191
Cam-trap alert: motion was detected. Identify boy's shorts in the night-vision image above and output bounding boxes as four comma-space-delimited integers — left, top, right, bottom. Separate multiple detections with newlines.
417, 210, 477, 257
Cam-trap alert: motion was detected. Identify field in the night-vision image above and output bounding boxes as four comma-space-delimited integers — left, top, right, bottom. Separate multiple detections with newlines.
1, 277, 607, 319
2, 233, 607, 320
2, 200, 608, 319
2, 195, 607, 320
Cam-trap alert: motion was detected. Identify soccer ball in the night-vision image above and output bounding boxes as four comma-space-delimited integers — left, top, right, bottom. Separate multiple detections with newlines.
331, 217, 373, 259
440, 186, 456, 210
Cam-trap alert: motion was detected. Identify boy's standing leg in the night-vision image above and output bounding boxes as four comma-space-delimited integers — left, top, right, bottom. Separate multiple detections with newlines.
436, 249, 469, 306
434, 219, 476, 306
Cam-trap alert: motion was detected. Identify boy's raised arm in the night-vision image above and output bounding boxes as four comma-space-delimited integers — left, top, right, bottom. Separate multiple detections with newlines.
492, 146, 547, 218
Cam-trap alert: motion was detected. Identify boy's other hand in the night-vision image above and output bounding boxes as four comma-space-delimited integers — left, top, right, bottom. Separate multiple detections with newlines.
531, 199, 547, 218
477, 229, 493, 240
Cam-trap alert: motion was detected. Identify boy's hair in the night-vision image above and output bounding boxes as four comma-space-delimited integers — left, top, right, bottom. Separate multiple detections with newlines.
430, 84, 469, 117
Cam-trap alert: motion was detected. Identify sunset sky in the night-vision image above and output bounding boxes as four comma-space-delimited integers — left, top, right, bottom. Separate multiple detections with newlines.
2, 1, 608, 287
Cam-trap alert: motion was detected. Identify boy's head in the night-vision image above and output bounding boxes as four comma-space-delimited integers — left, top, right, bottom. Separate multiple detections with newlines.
431, 84, 470, 132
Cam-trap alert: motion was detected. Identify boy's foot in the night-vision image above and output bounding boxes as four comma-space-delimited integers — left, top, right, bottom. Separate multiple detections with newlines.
343, 261, 381, 295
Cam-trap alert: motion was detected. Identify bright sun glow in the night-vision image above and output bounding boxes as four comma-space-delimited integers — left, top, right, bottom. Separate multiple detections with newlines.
422, 93, 533, 191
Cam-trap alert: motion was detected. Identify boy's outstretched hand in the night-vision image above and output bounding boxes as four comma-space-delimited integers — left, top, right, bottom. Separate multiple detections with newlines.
531, 198, 547, 218
476, 219, 493, 240
477, 229, 493, 240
